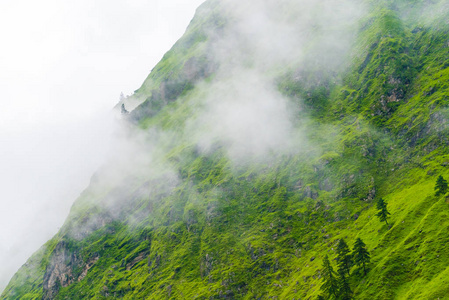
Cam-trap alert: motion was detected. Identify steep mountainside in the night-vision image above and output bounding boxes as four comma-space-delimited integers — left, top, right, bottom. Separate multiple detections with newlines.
3, 0, 449, 299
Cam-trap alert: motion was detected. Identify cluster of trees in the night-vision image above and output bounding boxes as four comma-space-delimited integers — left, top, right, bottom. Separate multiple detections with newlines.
319, 238, 370, 300
316, 174, 447, 299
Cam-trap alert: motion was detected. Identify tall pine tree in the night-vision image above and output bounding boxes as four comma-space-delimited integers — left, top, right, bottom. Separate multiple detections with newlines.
376, 198, 390, 225
336, 239, 353, 299
337, 239, 352, 276
435, 175, 448, 196
320, 255, 339, 299
338, 270, 353, 300
352, 238, 370, 276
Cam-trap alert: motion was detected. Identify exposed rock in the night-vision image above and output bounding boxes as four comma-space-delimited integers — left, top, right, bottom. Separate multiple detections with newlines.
78, 255, 100, 281
319, 178, 333, 192
304, 186, 318, 199
42, 242, 101, 299
167, 285, 173, 297
42, 242, 80, 300
363, 177, 376, 201
295, 179, 303, 190
126, 252, 148, 270
148, 252, 162, 271
185, 208, 198, 232
200, 253, 214, 278
206, 201, 219, 224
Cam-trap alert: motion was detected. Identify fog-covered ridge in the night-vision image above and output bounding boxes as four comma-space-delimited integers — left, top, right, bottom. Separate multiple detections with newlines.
3, 0, 449, 298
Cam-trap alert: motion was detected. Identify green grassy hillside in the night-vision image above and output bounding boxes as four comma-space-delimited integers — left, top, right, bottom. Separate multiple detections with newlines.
3, 0, 449, 299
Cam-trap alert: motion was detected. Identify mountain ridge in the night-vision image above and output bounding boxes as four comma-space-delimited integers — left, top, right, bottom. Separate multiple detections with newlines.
3, 0, 449, 299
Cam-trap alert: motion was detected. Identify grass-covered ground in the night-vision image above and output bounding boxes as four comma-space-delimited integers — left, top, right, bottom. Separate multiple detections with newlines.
3, 0, 449, 299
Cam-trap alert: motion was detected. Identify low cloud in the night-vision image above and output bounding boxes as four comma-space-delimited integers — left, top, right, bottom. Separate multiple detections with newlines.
186, 0, 363, 162
1, 0, 366, 291
191, 70, 295, 160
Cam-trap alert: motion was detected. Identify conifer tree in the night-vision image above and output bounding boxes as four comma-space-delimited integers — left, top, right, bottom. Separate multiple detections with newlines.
338, 270, 353, 300
352, 238, 370, 276
336, 239, 352, 276
320, 255, 339, 299
335, 239, 353, 299
435, 175, 448, 196
376, 198, 390, 225
121, 103, 129, 114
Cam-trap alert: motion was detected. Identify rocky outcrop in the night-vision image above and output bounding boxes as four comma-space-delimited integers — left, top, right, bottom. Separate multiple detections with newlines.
42, 241, 99, 299
42, 242, 80, 300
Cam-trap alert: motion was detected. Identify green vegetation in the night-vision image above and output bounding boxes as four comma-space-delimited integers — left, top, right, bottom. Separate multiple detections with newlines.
337, 239, 352, 277
336, 239, 353, 300
434, 175, 448, 196
376, 198, 391, 226
320, 238, 371, 299
353, 238, 370, 276
321, 255, 339, 299
3, 0, 449, 299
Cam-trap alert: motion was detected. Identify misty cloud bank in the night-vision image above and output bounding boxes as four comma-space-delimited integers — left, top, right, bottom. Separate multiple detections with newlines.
0, 0, 368, 291
0, 113, 115, 290
186, 0, 364, 161
75, 0, 366, 213
192, 70, 294, 160
0, 0, 204, 292
63, 0, 367, 226
0, 1, 367, 268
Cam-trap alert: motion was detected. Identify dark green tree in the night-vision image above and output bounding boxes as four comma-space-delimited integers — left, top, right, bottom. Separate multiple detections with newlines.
121, 103, 129, 114
376, 198, 390, 225
338, 270, 353, 300
336, 239, 353, 299
336, 239, 352, 276
320, 255, 339, 299
435, 175, 448, 196
352, 238, 370, 276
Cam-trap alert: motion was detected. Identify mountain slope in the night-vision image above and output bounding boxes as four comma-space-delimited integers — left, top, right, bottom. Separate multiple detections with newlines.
3, 0, 449, 299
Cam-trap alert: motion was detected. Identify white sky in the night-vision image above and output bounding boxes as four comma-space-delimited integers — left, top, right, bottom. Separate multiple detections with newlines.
0, 0, 204, 291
